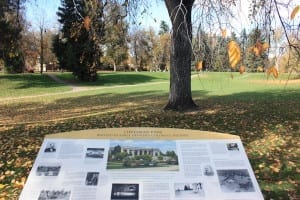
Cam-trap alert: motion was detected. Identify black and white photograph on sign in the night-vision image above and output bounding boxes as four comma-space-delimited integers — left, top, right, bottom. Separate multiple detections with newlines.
217, 169, 255, 192
203, 164, 214, 176
38, 189, 71, 200
36, 165, 61, 176
85, 148, 104, 159
227, 143, 239, 151
174, 182, 204, 198
44, 143, 56, 153
108, 140, 179, 171
111, 183, 139, 200
85, 172, 99, 186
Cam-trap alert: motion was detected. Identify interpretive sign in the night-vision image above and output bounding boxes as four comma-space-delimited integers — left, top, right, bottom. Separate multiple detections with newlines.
20, 128, 264, 200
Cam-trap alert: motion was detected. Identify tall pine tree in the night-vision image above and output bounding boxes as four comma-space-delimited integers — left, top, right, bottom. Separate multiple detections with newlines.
0, 0, 25, 72
53, 0, 105, 81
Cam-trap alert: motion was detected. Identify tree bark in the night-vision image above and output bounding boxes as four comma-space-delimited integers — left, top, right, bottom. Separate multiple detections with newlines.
164, 0, 197, 111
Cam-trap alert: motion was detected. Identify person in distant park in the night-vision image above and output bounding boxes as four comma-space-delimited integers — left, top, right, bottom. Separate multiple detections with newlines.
44, 143, 56, 152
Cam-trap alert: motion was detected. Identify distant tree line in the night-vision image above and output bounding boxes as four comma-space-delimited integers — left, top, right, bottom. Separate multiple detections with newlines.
1, 0, 297, 80
193, 27, 268, 72
52, 0, 171, 81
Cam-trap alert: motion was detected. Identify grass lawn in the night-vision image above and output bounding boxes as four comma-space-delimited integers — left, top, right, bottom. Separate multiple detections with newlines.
107, 161, 124, 169
0, 71, 299, 199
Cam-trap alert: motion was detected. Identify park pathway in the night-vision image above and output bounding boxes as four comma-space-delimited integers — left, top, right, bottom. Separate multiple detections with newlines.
46, 73, 88, 92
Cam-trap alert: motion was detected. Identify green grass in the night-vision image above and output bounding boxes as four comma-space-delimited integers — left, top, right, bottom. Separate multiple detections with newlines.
107, 161, 124, 169
0, 71, 299, 199
0, 73, 71, 98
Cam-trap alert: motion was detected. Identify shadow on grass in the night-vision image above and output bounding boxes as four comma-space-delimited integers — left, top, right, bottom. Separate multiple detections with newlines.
56, 72, 170, 87
0, 74, 67, 89
1, 88, 299, 139
97, 73, 169, 86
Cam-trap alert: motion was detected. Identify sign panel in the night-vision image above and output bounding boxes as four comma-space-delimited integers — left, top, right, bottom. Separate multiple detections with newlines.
20, 128, 264, 200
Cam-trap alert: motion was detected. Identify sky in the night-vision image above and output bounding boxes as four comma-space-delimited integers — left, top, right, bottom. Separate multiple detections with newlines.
25, 0, 61, 30
25, 0, 298, 35
25, 0, 171, 32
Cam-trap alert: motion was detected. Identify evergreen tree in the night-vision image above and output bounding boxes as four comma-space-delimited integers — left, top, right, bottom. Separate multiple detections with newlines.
193, 28, 214, 71
212, 36, 230, 71
245, 28, 268, 72
53, 0, 105, 81
0, 0, 26, 73
239, 29, 248, 65
158, 20, 169, 35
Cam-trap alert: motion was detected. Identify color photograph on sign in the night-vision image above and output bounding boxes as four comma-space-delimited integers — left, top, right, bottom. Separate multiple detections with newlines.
107, 140, 179, 171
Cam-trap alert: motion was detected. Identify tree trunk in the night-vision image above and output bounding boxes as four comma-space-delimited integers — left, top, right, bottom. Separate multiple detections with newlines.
164, 0, 197, 111
113, 61, 116, 72
40, 27, 44, 75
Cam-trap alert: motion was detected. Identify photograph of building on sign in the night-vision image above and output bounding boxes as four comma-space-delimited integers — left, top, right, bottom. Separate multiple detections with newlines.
107, 140, 179, 171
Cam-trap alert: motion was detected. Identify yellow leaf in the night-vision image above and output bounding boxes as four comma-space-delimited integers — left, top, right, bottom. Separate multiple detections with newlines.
267, 66, 278, 78
83, 16, 91, 31
272, 67, 278, 78
21, 177, 26, 182
0, 184, 5, 189
228, 41, 241, 68
272, 167, 280, 173
239, 65, 245, 74
253, 47, 260, 56
249, 42, 269, 56
288, 161, 296, 167
221, 29, 227, 38
262, 43, 269, 51
196, 61, 203, 71
259, 163, 265, 168
257, 66, 264, 72
291, 5, 300, 19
